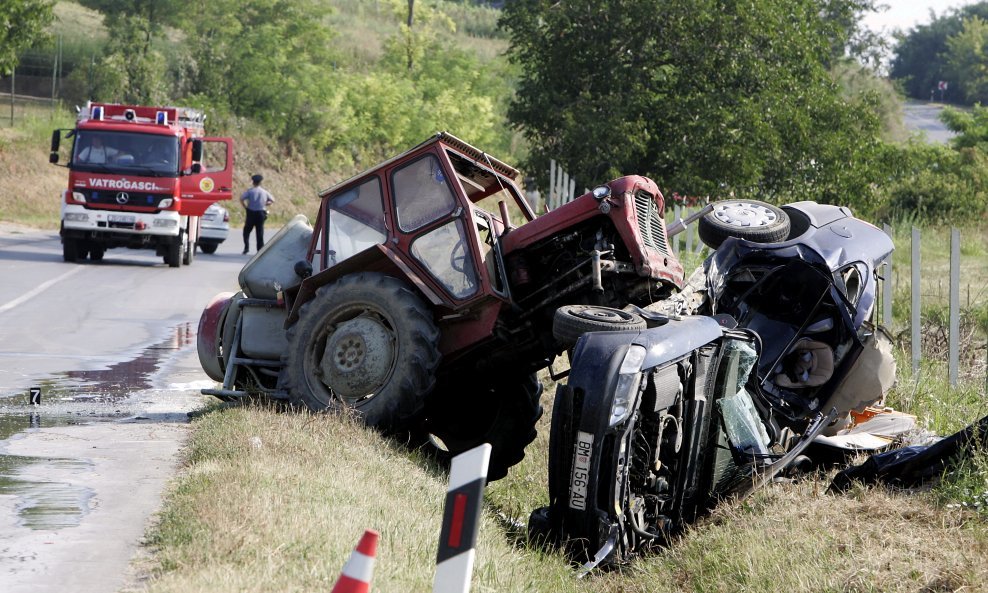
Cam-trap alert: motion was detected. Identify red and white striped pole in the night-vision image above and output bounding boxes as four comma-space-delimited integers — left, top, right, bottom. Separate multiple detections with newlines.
331, 528, 379, 593
433, 443, 491, 593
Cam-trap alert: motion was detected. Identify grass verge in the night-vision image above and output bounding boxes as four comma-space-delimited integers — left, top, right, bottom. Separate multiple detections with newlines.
140, 365, 988, 592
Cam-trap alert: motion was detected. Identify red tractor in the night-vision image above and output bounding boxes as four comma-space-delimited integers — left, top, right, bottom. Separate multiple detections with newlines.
197, 133, 683, 479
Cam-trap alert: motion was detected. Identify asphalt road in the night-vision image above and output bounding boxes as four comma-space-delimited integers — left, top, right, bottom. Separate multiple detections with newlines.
0, 223, 249, 592
902, 101, 958, 144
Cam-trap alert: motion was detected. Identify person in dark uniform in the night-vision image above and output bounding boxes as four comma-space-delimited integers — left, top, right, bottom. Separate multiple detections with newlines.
240, 173, 275, 254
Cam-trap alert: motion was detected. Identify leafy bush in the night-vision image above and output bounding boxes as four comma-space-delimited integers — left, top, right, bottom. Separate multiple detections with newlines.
870, 141, 988, 224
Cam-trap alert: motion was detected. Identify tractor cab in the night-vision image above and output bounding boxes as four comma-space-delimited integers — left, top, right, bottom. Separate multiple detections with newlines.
306, 132, 535, 312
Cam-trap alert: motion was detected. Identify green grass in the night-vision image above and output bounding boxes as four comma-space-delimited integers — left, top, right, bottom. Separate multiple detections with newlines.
139, 374, 988, 592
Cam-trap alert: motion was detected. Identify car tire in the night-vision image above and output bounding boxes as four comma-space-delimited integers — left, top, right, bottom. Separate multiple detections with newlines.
283, 272, 440, 432
418, 372, 544, 482
697, 199, 790, 249
553, 305, 647, 348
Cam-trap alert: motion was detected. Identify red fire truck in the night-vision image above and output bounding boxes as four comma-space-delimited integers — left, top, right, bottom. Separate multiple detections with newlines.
49, 102, 234, 266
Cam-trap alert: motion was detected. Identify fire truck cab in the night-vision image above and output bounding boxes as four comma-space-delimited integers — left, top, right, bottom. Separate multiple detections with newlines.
50, 102, 234, 267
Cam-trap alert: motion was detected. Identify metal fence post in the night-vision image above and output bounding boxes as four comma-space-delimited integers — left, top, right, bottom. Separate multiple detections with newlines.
949, 228, 960, 387
882, 223, 894, 328
548, 159, 556, 210
685, 207, 693, 255
672, 204, 681, 255
911, 227, 921, 376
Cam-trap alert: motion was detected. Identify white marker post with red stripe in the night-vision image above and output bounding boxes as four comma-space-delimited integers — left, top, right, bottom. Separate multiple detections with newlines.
331, 529, 379, 593
433, 443, 491, 593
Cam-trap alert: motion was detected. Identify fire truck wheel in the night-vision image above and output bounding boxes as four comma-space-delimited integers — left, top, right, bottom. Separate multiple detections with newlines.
89, 244, 105, 261
283, 272, 440, 432
697, 199, 790, 249
165, 235, 182, 267
553, 305, 647, 348
199, 243, 218, 254
62, 238, 80, 262
415, 372, 544, 482
183, 234, 195, 265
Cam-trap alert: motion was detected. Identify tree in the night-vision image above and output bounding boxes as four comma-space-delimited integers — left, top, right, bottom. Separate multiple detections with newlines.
180, 0, 337, 144
891, 2, 988, 102
501, 0, 883, 205
944, 16, 988, 104
819, 0, 888, 69
0, 0, 54, 76
78, 0, 186, 103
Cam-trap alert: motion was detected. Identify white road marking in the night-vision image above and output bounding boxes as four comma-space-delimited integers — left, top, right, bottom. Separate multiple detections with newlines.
0, 267, 84, 315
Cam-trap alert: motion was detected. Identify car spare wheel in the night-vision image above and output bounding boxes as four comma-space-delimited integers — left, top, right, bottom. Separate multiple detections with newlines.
697, 199, 790, 249
283, 272, 440, 432
553, 304, 647, 348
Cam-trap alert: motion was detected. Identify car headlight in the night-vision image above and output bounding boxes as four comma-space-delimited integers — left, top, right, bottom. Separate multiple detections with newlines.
609, 345, 646, 427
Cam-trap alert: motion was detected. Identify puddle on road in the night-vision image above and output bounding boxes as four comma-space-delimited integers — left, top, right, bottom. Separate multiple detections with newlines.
0, 323, 195, 530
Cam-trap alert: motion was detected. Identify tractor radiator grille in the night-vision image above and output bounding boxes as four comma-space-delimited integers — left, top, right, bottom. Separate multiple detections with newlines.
634, 192, 671, 256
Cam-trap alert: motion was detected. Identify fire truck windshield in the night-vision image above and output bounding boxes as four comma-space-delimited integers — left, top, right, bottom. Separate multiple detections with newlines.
72, 131, 179, 177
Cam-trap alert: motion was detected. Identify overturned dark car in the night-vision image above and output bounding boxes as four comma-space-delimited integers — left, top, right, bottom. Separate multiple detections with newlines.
531, 200, 896, 569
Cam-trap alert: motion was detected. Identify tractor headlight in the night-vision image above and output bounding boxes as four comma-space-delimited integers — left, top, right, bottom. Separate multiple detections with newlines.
609, 345, 646, 427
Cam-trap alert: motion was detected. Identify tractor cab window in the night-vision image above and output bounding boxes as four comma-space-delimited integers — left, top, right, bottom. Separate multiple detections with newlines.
410, 218, 479, 300
327, 177, 387, 265
474, 210, 505, 294
392, 154, 456, 231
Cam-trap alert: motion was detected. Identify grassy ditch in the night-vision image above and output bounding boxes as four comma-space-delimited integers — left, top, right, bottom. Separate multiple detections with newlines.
138, 365, 988, 593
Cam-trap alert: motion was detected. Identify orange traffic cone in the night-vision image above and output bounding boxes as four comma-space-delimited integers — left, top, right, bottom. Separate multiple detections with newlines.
331, 529, 379, 593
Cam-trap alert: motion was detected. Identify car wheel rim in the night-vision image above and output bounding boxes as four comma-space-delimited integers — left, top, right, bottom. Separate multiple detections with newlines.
712, 202, 778, 228
570, 306, 633, 323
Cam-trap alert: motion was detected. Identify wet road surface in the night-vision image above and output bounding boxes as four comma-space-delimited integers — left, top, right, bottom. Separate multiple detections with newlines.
0, 222, 247, 592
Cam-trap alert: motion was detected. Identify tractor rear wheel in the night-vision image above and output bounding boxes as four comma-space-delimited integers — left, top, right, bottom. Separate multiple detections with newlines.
283, 272, 440, 431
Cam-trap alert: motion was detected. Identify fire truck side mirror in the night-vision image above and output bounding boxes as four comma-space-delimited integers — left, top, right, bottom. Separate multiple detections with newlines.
191, 138, 203, 162
191, 163, 202, 174
49, 130, 61, 164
